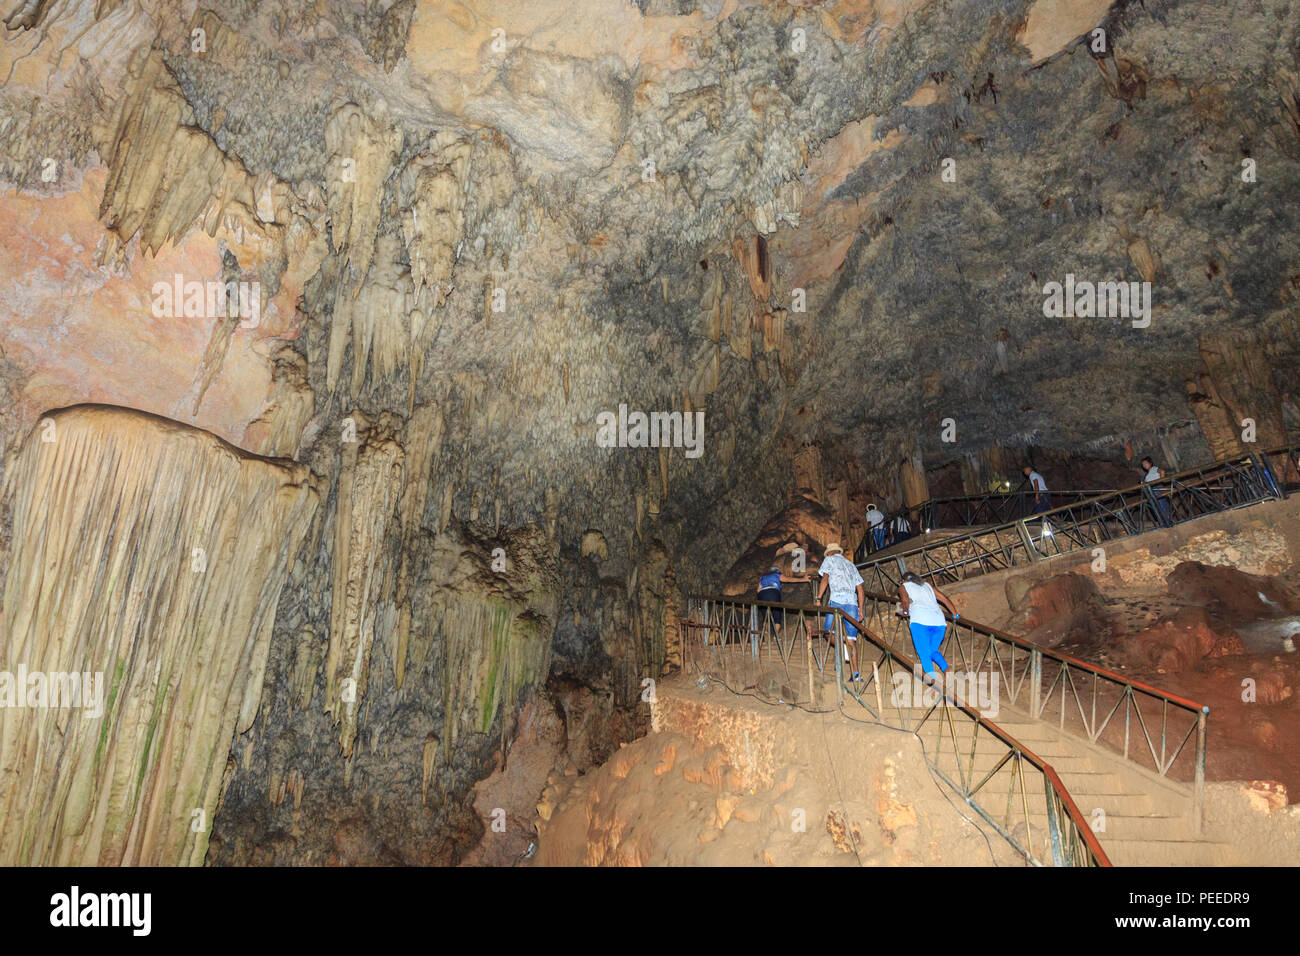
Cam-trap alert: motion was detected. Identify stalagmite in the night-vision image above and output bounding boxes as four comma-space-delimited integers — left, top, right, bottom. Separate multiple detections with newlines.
0, 405, 318, 865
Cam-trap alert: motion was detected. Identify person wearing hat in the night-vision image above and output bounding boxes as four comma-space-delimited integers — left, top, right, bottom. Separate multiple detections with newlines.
816, 542, 865, 681
756, 563, 809, 604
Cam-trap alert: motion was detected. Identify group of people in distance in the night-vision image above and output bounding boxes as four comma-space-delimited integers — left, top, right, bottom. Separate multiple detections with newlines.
755, 542, 957, 685
863, 501, 914, 553
754, 456, 1177, 684
1026, 458, 1169, 516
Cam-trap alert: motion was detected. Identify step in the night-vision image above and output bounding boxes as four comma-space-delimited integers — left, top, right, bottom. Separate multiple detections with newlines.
1101, 839, 1238, 867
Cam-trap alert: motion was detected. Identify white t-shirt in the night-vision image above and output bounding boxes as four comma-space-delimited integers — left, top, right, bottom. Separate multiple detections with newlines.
819, 553, 864, 604
1027, 471, 1047, 492
901, 580, 946, 627
865, 508, 884, 528
1143, 466, 1162, 483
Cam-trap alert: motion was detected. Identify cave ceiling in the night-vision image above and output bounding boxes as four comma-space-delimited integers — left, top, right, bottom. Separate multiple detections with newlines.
3, 0, 1300, 581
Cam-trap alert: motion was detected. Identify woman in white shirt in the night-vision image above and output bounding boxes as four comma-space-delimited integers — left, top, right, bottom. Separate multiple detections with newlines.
897, 571, 960, 681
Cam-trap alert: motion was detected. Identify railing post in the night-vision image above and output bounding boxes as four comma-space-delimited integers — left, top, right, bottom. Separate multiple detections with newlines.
1142, 482, 1173, 528
1016, 519, 1041, 562
805, 614, 815, 707
1194, 706, 1208, 833
1030, 647, 1043, 718
1251, 452, 1283, 501
833, 612, 844, 707
1044, 777, 1065, 867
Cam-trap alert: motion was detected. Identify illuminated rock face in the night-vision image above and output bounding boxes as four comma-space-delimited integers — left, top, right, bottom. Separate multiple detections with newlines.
1, 0, 1299, 863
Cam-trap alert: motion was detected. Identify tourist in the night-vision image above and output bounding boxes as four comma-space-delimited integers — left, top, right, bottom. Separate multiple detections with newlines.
865, 503, 887, 551
816, 542, 865, 681
889, 509, 913, 546
1141, 456, 1172, 523
897, 571, 958, 683
1023, 465, 1050, 514
756, 564, 808, 602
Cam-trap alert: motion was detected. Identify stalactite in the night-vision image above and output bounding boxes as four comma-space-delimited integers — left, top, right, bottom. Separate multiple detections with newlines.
390, 405, 445, 690
324, 101, 400, 279
95, 49, 295, 265
325, 412, 404, 758
399, 133, 471, 300
438, 594, 552, 765
0, 405, 318, 865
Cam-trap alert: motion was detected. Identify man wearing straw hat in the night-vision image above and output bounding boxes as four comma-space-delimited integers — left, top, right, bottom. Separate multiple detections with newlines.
816, 542, 865, 681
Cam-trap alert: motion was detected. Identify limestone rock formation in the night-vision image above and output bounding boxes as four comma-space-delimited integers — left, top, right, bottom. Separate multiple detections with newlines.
0, 406, 317, 865
2, 0, 1300, 866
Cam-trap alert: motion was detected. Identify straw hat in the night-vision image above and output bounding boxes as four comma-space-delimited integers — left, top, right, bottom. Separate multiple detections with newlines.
824, 542, 843, 555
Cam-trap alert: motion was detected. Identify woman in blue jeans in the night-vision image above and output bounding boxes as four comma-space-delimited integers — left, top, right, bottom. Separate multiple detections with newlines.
897, 571, 960, 682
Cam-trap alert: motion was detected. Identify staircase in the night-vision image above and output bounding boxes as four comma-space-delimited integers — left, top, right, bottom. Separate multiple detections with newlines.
994, 710, 1239, 864
683, 592, 1232, 866
914, 702, 1235, 865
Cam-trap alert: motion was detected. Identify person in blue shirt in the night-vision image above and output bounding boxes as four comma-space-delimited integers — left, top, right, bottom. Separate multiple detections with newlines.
756, 564, 808, 603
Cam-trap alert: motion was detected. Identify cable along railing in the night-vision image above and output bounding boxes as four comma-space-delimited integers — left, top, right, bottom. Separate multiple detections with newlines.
855, 450, 1284, 593
681, 594, 1112, 866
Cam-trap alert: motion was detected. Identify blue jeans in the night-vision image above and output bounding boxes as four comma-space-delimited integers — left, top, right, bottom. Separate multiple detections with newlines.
824, 600, 860, 638
1149, 486, 1171, 522
909, 622, 949, 676
872, 526, 887, 550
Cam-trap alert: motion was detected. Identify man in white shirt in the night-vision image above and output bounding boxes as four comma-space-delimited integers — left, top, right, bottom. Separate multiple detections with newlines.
1141, 457, 1171, 522
816, 542, 865, 681
889, 511, 912, 545
1022, 466, 1050, 514
864, 504, 886, 552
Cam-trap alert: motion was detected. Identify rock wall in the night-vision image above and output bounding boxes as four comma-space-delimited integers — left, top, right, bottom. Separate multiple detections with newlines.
0, 406, 317, 865
2, 0, 1300, 865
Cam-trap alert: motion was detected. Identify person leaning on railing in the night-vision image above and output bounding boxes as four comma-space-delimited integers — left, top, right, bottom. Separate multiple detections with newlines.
816, 542, 865, 682
756, 565, 809, 603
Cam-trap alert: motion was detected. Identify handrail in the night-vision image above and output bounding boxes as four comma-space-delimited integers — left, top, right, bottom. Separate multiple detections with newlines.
855, 452, 1280, 588
885, 595, 1208, 713
855, 488, 1115, 561
682, 593, 1112, 866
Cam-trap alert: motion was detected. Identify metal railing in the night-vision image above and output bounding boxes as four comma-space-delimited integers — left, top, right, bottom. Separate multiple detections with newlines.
1259, 442, 1300, 495
682, 594, 1111, 866
855, 452, 1281, 592
858, 590, 1209, 828
855, 489, 1117, 561
923, 489, 1114, 532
